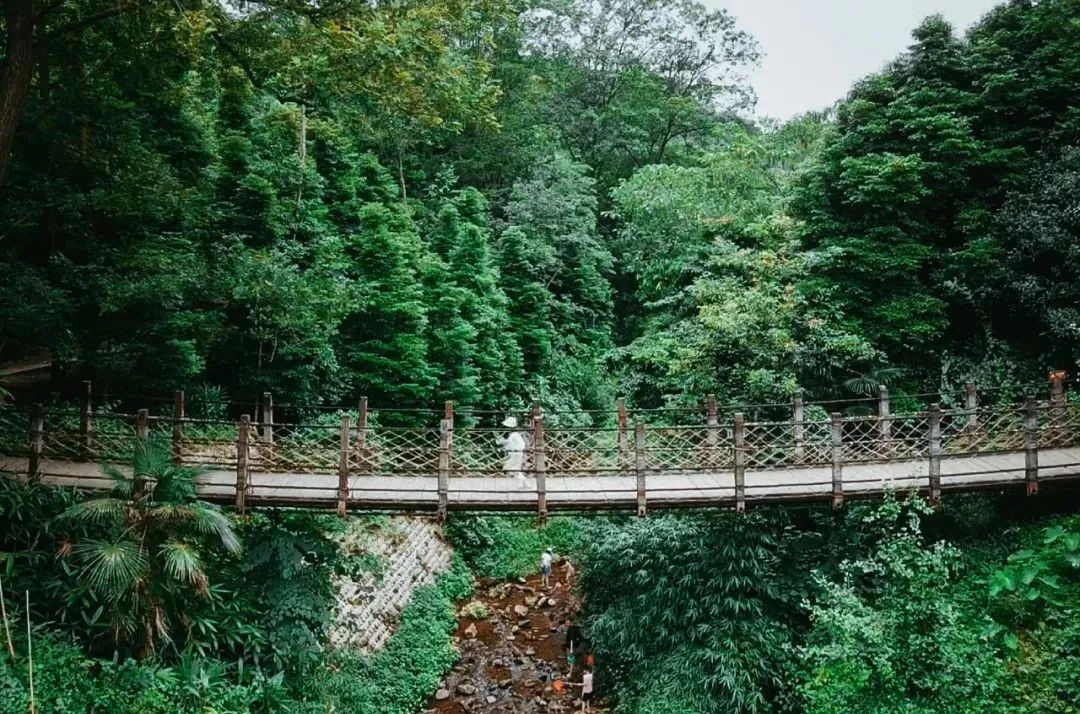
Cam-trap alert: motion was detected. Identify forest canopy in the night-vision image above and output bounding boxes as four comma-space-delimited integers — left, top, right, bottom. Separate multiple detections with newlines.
1, 0, 1078, 411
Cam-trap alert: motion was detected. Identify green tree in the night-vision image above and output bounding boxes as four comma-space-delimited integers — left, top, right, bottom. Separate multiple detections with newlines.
57, 448, 240, 657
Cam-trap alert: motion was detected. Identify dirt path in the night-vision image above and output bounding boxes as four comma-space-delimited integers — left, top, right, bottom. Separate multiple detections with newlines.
422, 572, 604, 713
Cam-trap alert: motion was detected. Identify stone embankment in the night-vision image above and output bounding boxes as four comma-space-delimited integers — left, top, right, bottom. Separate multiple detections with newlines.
328, 517, 454, 652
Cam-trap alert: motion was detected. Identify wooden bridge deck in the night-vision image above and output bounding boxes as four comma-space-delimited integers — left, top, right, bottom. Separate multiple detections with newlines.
5, 448, 1080, 512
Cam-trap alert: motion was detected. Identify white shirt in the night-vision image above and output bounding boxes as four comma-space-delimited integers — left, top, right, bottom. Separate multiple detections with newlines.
541, 552, 552, 568
582, 672, 593, 694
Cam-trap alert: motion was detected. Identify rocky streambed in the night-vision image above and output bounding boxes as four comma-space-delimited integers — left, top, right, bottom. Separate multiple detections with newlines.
423, 572, 602, 713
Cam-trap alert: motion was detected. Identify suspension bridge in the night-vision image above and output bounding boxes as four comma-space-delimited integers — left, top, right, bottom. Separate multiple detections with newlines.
2, 375, 1080, 516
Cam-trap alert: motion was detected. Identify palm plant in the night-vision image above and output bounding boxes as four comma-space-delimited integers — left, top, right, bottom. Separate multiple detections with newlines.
843, 367, 906, 397
57, 446, 240, 657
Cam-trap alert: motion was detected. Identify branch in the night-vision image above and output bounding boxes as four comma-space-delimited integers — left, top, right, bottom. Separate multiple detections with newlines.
34, 0, 69, 22
45, 3, 136, 41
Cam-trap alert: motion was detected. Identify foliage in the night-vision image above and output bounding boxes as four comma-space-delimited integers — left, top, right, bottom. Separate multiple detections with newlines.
798, 496, 1007, 714
577, 512, 798, 713
445, 515, 583, 579
309, 557, 472, 714
56, 447, 240, 658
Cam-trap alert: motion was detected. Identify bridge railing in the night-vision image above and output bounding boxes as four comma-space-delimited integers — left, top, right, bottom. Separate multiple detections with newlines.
3, 373, 1080, 514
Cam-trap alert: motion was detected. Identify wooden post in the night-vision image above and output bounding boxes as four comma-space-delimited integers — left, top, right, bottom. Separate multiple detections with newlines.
927, 403, 942, 505
236, 414, 250, 515
1024, 396, 1039, 496
1049, 370, 1066, 408
172, 390, 185, 464
79, 381, 93, 459
261, 392, 274, 444
733, 412, 746, 513
705, 394, 719, 447
965, 383, 978, 430
533, 409, 547, 519
1049, 370, 1067, 436
27, 404, 43, 483
337, 413, 351, 518
792, 389, 805, 464
134, 409, 149, 499
445, 400, 455, 423
616, 398, 629, 473
437, 417, 452, 521
634, 420, 647, 517
830, 412, 843, 509
356, 397, 369, 474
878, 385, 891, 443
135, 408, 149, 449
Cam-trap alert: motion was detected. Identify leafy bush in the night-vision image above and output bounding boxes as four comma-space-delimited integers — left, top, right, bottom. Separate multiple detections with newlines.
310, 557, 472, 713
445, 515, 583, 579
798, 497, 1007, 714
577, 512, 798, 714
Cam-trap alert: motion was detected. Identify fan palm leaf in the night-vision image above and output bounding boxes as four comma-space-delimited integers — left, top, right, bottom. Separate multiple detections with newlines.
59, 498, 128, 528
185, 504, 241, 554
101, 463, 135, 499
160, 541, 204, 587
73, 539, 148, 602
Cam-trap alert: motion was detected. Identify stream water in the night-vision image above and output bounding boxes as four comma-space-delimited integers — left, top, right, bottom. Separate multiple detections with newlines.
422, 571, 603, 713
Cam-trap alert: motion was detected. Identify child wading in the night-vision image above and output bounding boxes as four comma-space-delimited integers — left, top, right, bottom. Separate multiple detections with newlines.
540, 548, 553, 588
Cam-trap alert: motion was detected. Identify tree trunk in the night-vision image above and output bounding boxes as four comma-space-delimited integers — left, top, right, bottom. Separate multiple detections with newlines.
0, 0, 35, 190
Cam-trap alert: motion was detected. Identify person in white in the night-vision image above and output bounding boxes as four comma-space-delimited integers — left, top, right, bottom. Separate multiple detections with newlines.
540, 548, 553, 588
571, 669, 594, 712
495, 415, 526, 480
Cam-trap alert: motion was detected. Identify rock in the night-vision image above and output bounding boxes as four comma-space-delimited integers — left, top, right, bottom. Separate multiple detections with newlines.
514, 604, 530, 617
518, 619, 531, 628
486, 695, 497, 704
435, 689, 451, 701
546, 599, 557, 608
511, 625, 519, 634
456, 683, 477, 696
525, 647, 536, 656
464, 622, 478, 639
499, 678, 513, 689
525, 596, 538, 606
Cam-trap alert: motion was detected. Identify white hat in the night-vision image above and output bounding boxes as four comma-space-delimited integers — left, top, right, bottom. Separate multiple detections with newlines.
501, 415, 518, 428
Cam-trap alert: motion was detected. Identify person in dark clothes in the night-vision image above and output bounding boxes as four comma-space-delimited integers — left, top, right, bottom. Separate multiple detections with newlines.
563, 618, 584, 675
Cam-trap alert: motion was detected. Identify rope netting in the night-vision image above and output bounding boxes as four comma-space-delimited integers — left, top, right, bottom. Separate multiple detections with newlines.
3, 395, 1080, 477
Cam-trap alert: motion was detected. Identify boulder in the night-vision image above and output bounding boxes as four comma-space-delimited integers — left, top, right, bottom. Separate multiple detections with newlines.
435, 689, 451, 701
464, 622, 478, 639
514, 604, 530, 617
456, 682, 477, 696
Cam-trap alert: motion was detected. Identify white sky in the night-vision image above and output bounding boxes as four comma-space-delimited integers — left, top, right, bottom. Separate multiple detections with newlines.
713, 0, 1003, 119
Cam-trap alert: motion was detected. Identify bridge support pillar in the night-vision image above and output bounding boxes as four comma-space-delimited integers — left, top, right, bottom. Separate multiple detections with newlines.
79, 381, 93, 460
616, 398, 630, 474
27, 403, 43, 483
235, 414, 250, 515
437, 414, 452, 521
261, 392, 274, 448
830, 412, 843, 509
356, 397, 369, 476
792, 389, 805, 463
634, 420, 647, 516
733, 413, 746, 513
1024, 397, 1039, 496
172, 390, 185, 465
927, 404, 942, 505
965, 383, 978, 430
533, 405, 547, 520
337, 413, 352, 518
878, 386, 891, 448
